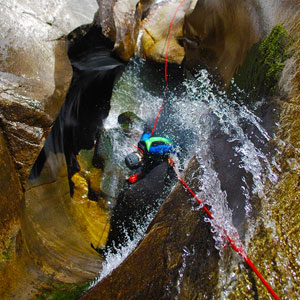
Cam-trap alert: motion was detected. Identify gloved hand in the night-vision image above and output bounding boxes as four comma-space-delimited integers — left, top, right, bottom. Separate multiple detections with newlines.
128, 173, 139, 183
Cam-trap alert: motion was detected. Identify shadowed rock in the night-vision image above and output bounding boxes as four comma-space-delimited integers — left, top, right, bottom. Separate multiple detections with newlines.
0, 0, 98, 186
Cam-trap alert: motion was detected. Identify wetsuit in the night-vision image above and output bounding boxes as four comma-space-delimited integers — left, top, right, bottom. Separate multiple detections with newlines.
128, 133, 173, 183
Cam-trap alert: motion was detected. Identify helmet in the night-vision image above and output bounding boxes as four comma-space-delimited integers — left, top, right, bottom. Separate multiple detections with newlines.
125, 152, 143, 170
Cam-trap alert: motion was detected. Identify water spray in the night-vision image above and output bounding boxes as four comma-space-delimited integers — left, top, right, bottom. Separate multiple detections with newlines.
150, 1, 281, 299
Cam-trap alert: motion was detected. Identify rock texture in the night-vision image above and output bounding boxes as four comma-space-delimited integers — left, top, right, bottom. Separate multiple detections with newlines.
0, 0, 97, 185
183, 0, 261, 85
0, 0, 98, 213
81, 159, 220, 300
0, 0, 98, 298
0, 129, 22, 259
95, 0, 140, 61
94, 0, 197, 63
227, 1, 300, 299
138, 0, 190, 64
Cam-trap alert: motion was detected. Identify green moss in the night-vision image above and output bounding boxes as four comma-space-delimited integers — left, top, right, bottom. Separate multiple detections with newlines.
35, 281, 91, 300
1, 245, 11, 261
230, 24, 293, 101
1, 236, 14, 261
118, 111, 145, 131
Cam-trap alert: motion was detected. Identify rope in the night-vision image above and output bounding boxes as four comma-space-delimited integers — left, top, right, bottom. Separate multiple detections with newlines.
150, 0, 185, 137
164, 0, 185, 85
149, 0, 281, 299
178, 175, 280, 300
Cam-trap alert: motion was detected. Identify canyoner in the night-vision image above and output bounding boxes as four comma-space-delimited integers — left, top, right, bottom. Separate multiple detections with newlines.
125, 132, 175, 184
89, 1, 285, 299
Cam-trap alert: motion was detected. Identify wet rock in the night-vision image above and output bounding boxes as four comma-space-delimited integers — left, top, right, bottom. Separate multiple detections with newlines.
223, 3, 300, 299
95, 0, 141, 61
23, 153, 102, 281
0, 130, 22, 259
95, 0, 197, 63
81, 158, 220, 300
94, 0, 118, 41
117, 111, 145, 132
139, 0, 195, 64
112, 0, 141, 61
71, 150, 110, 249
230, 24, 292, 102
183, 0, 261, 85
0, 0, 98, 297
93, 128, 130, 206
0, 0, 98, 186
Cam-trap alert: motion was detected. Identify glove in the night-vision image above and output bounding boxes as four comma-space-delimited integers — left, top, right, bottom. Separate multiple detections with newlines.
128, 173, 139, 183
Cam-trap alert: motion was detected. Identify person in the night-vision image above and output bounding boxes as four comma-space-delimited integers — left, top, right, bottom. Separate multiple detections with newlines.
92, 131, 177, 256
125, 132, 174, 183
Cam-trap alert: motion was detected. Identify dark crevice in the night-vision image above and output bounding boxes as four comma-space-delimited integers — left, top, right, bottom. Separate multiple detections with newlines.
246, 262, 259, 300
29, 24, 125, 196
87, 181, 100, 202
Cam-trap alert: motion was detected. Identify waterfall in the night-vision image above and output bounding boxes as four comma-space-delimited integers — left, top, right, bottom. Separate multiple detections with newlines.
93, 58, 279, 289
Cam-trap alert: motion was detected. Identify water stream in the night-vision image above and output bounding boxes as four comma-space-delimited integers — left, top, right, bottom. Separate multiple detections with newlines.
93, 58, 280, 291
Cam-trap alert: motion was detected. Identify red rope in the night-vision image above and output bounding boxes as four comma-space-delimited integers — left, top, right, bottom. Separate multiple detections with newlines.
164, 0, 185, 85
243, 255, 280, 300
151, 0, 184, 137
178, 174, 281, 300
149, 1, 281, 299
178, 176, 213, 219
133, 144, 144, 154
151, 101, 164, 136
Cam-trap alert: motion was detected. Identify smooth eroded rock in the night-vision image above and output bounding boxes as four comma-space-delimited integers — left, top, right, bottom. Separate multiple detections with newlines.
139, 0, 195, 64
183, 0, 261, 84
0, 0, 98, 186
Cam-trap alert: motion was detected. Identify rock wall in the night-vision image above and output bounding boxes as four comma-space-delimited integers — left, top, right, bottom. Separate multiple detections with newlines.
0, 0, 97, 225
0, 0, 98, 298
94, 0, 197, 63
0, 0, 97, 185
1, 0, 300, 299
227, 1, 300, 298
95, 0, 141, 61
183, 0, 262, 85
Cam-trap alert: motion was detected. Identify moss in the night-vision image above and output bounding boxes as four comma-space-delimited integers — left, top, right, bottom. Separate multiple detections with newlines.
1, 243, 12, 261
118, 111, 145, 131
36, 281, 91, 300
1, 236, 14, 261
230, 24, 293, 101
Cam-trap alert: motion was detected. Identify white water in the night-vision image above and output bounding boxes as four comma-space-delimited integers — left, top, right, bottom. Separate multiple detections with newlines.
182, 71, 278, 251
95, 59, 278, 290
90, 197, 163, 287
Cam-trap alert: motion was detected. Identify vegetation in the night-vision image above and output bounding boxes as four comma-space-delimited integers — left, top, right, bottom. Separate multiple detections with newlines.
1, 236, 14, 261
36, 281, 91, 300
230, 24, 293, 101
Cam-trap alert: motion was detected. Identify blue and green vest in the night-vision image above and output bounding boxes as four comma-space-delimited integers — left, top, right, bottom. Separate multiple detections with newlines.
140, 133, 172, 155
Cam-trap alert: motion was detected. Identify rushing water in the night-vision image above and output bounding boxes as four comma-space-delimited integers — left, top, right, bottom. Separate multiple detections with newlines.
93, 58, 279, 290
